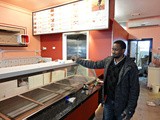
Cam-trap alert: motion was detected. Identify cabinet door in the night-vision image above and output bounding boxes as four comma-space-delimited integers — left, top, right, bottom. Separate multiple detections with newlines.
28, 74, 44, 89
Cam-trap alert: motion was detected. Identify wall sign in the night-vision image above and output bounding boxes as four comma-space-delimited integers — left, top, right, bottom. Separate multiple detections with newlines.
32, 0, 109, 35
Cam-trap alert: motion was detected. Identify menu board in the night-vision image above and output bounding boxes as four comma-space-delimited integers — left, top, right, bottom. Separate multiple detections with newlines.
33, 0, 109, 35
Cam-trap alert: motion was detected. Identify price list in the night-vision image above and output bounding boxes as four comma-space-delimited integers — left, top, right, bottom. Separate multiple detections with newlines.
33, 0, 109, 35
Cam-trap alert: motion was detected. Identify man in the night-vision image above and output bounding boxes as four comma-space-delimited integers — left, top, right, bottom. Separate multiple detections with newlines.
72, 40, 140, 120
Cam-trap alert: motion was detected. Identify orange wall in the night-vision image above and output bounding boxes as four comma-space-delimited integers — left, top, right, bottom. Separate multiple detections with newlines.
0, 2, 40, 58
40, 34, 63, 60
89, 29, 112, 76
127, 26, 160, 51
127, 25, 160, 54
89, 30, 112, 60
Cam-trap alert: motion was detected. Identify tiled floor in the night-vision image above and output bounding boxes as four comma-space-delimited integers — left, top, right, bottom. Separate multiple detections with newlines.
93, 77, 160, 120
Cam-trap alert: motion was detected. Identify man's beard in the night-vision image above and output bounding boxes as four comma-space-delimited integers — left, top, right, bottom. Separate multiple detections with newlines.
112, 54, 121, 58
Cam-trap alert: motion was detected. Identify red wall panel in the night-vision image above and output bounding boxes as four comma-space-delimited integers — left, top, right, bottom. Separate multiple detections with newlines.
40, 33, 62, 60
113, 20, 129, 41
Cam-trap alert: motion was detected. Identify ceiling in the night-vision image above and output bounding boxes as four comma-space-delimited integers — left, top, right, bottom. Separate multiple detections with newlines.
115, 0, 160, 24
0, 0, 77, 11
1, 0, 160, 25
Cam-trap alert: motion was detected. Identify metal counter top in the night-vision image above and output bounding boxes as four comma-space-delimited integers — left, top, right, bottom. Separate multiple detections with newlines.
0, 61, 76, 80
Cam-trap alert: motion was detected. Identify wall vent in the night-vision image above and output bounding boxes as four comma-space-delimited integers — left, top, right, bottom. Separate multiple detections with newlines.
128, 17, 160, 28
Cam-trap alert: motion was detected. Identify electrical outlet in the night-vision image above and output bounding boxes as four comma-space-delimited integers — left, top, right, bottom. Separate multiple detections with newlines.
42, 47, 47, 50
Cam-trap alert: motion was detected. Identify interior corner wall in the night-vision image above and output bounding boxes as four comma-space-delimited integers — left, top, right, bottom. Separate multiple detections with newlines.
112, 20, 129, 55
113, 20, 129, 41
127, 26, 160, 54
40, 33, 63, 61
0, 2, 41, 57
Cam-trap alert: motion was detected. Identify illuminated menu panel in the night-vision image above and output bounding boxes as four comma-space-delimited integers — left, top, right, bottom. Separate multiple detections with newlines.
33, 0, 109, 35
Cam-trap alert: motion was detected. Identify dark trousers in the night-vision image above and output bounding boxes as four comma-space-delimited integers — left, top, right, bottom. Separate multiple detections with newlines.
103, 99, 122, 120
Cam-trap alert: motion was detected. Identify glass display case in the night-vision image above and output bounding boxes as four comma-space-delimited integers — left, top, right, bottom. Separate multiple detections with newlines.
0, 63, 100, 120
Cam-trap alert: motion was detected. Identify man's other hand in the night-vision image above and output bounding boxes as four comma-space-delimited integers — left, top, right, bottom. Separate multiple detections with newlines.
71, 55, 79, 62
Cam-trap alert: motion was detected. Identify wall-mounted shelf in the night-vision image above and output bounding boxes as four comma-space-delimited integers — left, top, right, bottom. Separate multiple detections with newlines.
0, 44, 28, 47
0, 24, 28, 47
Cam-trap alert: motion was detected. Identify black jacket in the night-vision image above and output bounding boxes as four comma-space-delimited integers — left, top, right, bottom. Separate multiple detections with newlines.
76, 56, 140, 117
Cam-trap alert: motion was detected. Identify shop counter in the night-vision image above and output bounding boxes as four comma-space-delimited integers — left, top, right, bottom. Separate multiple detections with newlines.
0, 61, 101, 120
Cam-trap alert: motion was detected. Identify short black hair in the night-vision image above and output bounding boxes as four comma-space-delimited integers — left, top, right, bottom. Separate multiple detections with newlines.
114, 40, 126, 49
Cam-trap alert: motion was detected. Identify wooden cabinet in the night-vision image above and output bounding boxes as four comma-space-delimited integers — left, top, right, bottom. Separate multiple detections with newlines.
147, 66, 160, 88
64, 91, 99, 120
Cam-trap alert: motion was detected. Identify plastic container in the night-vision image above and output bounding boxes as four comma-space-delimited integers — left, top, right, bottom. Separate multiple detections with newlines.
17, 34, 29, 45
152, 85, 159, 93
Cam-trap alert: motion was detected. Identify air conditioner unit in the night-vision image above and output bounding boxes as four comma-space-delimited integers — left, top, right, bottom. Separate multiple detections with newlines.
128, 17, 160, 28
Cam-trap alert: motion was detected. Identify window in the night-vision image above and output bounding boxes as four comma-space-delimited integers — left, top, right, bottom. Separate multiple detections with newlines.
63, 32, 89, 60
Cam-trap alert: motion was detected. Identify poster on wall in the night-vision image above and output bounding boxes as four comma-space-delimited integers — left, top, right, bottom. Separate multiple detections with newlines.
32, 0, 109, 35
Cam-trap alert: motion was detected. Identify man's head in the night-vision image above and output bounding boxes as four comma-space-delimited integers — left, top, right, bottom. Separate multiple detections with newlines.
112, 40, 126, 59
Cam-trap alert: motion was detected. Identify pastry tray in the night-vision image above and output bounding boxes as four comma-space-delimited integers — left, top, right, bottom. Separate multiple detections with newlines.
55, 75, 95, 88
42, 83, 74, 94
21, 88, 59, 103
0, 96, 39, 118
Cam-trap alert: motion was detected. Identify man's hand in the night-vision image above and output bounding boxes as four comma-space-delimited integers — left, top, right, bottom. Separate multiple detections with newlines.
96, 79, 104, 85
121, 111, 131, 120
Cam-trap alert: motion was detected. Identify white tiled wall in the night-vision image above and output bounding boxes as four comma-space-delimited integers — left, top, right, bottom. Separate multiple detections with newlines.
0, 56, 41, 68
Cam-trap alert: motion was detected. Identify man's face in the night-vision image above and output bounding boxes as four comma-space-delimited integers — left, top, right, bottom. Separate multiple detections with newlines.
112, 43, 125, 58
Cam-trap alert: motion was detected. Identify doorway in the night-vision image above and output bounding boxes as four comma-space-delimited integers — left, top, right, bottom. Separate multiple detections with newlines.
128, 38, 153, 76
62, 31, 89, 60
